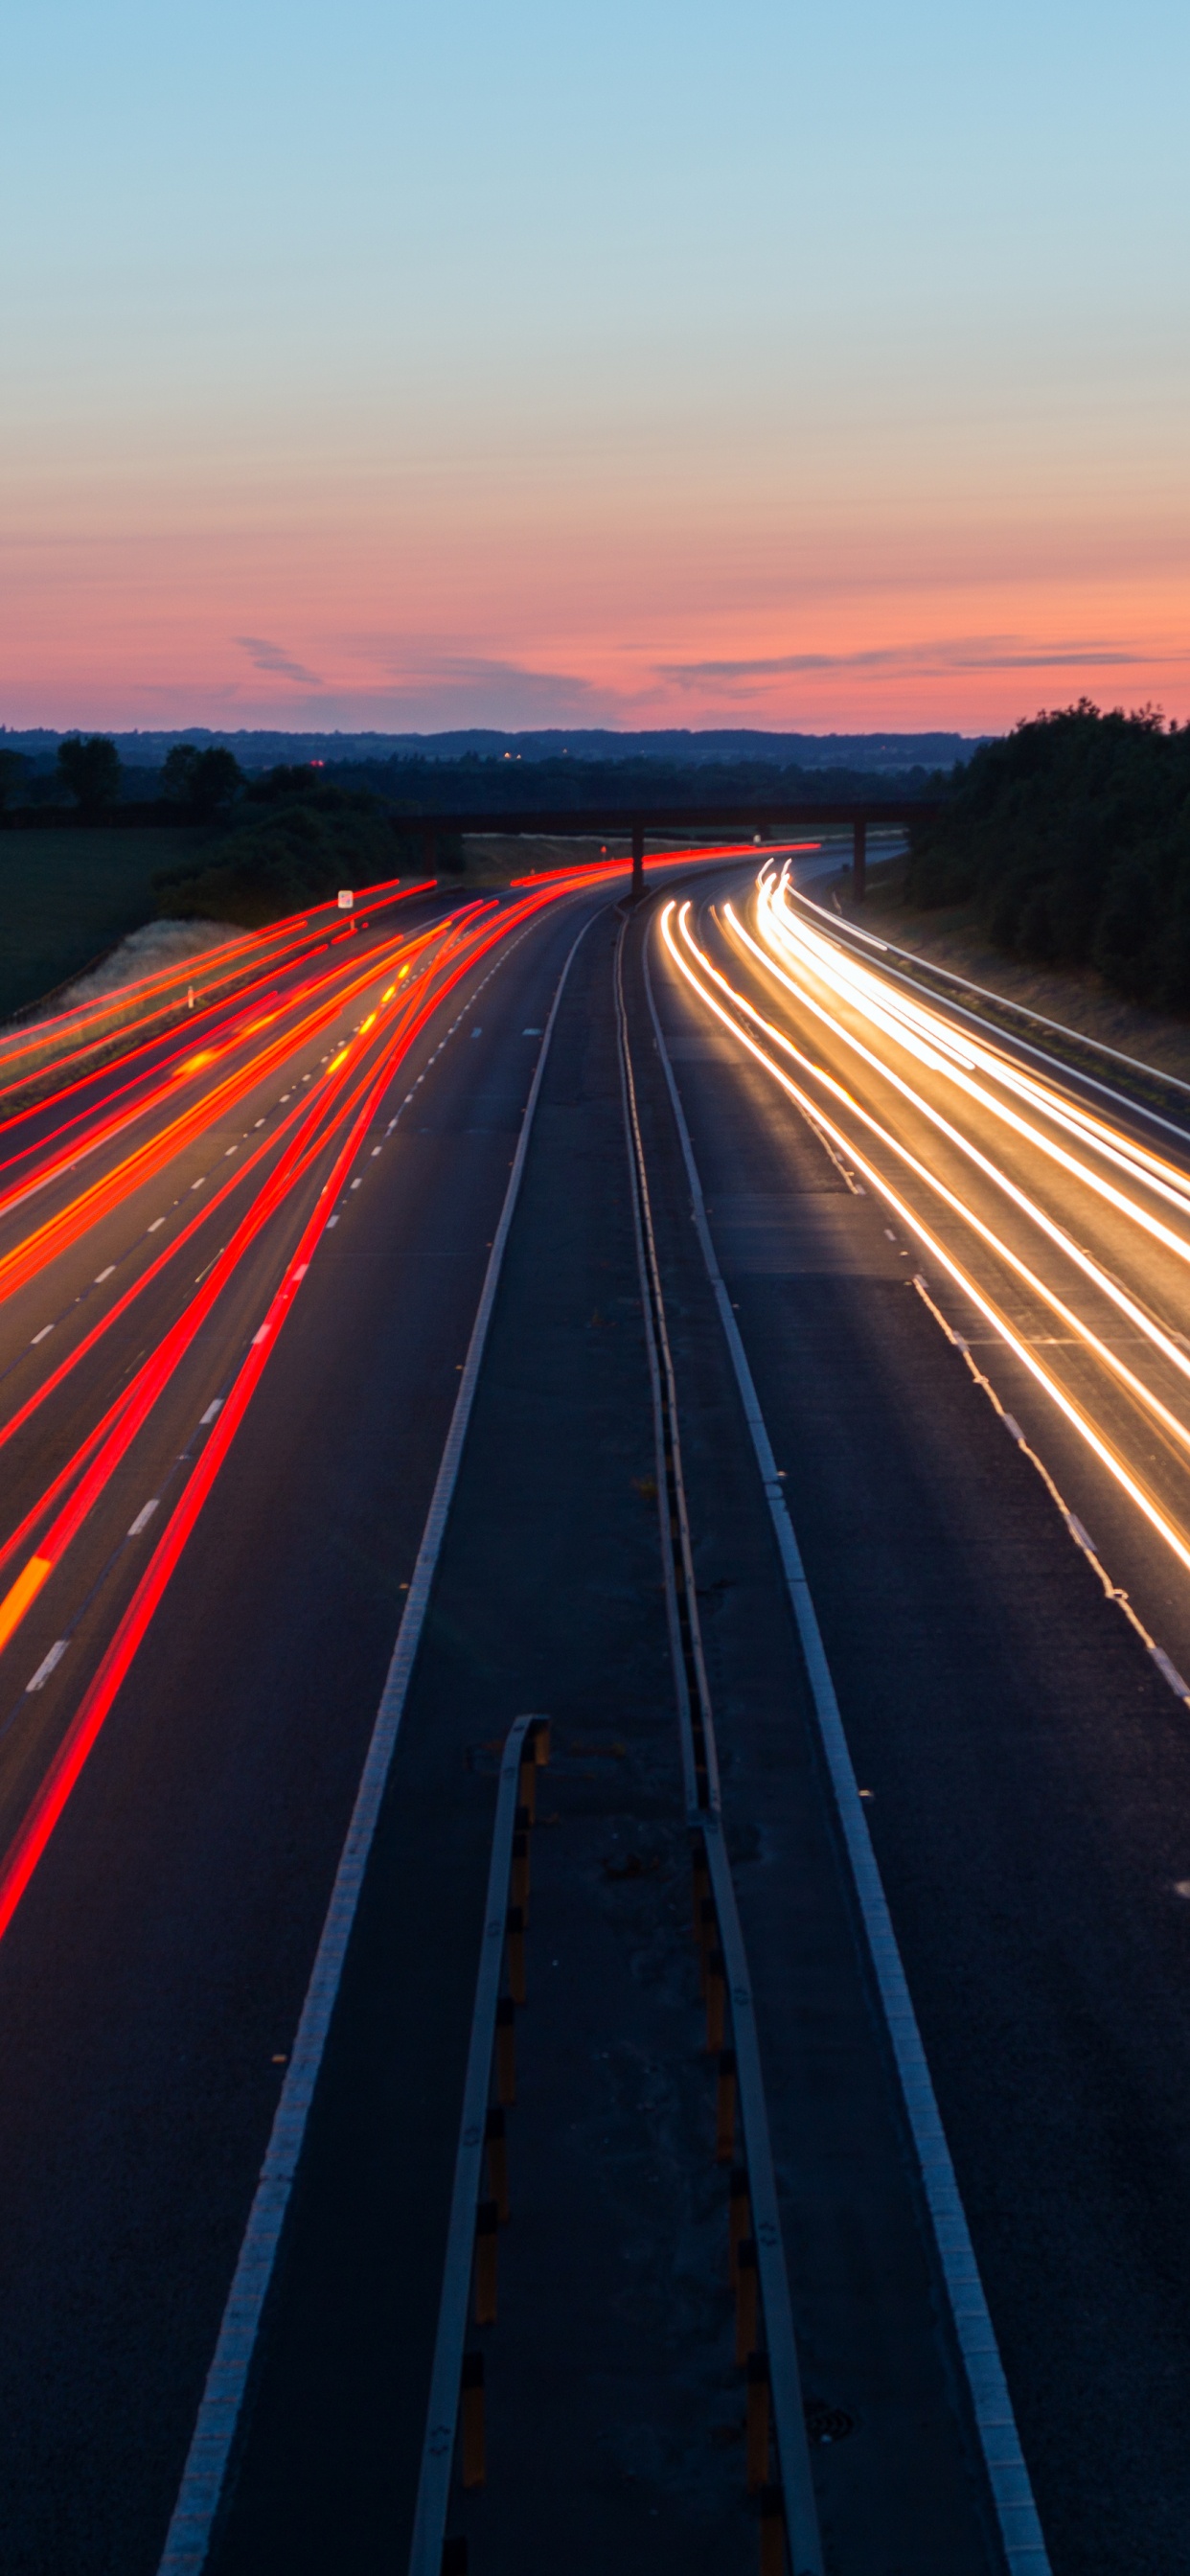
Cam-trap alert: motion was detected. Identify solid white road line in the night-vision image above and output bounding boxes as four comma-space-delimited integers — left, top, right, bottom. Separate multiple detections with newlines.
156, 908, 596, 2576
644, 930, 1050, 2576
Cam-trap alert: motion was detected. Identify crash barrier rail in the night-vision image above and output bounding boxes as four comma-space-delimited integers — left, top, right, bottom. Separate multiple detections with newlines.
407, 1713, 550, 2576
615, 921, 823, 2576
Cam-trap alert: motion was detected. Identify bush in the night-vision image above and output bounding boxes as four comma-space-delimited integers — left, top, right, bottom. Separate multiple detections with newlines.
904, 704, 1190, 1009
151, 789, 452, 927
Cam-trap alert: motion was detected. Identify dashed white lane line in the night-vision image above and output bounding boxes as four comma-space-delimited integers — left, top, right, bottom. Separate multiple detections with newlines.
199, 1399, 223, 1425
350, 1178, 361, 1190
26, 1641, 67, 1694
155, 911, 593, 2576
127, 1498, 160, 1537
30, 1324, 54, 1345
327, 1215, 339, 1229
149, 1217, 166, 1232
94, 1265, 116, 1284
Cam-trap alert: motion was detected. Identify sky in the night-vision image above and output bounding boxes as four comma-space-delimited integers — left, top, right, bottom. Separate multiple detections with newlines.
3, 0, 1188, 737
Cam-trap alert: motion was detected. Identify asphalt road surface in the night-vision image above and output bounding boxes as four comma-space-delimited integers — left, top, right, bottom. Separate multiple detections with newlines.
0, 850, 1187, 2573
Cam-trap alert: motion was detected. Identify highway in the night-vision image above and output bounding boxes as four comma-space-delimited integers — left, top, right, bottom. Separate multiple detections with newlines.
645, 862, 1190, 2574
0, 844, 1186, 2573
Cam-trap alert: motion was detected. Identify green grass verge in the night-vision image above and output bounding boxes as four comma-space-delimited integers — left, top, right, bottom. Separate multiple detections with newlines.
0, 827, 205, 1023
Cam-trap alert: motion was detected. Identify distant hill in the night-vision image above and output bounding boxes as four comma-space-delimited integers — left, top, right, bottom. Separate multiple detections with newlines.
0, 724, 988, 774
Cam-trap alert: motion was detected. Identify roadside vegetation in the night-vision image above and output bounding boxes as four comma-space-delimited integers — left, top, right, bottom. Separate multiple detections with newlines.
150, 773, 443, 929
906, 704, 1190, 1011
0, 828, 201, 1024
0, 750, 467, 997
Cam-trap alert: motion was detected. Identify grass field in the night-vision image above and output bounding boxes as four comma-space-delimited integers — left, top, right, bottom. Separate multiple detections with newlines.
0, 828, 202, 1023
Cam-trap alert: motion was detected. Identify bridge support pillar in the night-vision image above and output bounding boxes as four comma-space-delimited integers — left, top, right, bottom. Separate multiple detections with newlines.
853, 816, 866, 903
630, 821, 645, 903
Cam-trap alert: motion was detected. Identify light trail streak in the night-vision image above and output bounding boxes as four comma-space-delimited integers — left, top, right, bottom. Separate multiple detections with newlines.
0, 877, 434, 1092
721, 901, 1190, 1425
0, 920, 448, 1302
0, 864, 616, 1944
662, 899, 1190, 1586
757, 873, 1190, 1259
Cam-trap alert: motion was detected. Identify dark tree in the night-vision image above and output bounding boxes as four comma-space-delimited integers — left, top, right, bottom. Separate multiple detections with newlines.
0, 750, 28, 813
161, 744, 200, 802
904, 703, 1190, 1009
244, 762, 323, 805
163, 744, 242, 814
57, 735, 122, 818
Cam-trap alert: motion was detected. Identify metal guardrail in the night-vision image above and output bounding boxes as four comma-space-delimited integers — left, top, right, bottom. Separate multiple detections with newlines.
615, 926, 824, 2576
407, 1714, 550, 2576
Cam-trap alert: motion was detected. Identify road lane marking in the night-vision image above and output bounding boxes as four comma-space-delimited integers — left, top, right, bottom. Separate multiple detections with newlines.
199, 1400, 222, 1425
645, 925, 1051, 2576
156, 907, 597, 2576
30, 1324, 53, 1345
675, 903, 1190, 1568
911, 1271, 1190, 1710
94, 1266, 115, 1283
26, 1642, 67, 1694
127, 1500, 160, 1537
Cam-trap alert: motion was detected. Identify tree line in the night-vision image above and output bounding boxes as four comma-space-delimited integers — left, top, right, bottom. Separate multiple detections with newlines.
905, 704, 1190, 1012
1, 738, 940, 822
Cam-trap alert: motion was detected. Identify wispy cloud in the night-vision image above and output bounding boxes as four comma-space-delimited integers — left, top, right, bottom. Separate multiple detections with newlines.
659, 636, 1180, 688
339, 644, 619, 723
237, 635, 322, 685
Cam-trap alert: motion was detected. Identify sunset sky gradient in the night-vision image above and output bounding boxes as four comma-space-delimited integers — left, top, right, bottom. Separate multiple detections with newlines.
4, 0, 1188, 734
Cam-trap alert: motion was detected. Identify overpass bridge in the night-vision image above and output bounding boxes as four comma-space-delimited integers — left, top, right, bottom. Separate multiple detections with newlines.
402, 798, 940, 902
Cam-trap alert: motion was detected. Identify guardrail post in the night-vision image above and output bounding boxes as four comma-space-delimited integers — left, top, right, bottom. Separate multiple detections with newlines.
706, 1944, 727, 2050
474, 2201, 499, 2326
716, 2047, 737, 2164
691, 1828, 710, 1937
698, 1894, 717, 1996
511, 1811, 531, 1918
506, 1903, 526, 2004
853, 816, 866, 902
495, 1996, 516, 2104
485, 2104, 510, 2221
746, 2351, 771, 2491
759, 2481, 786, 2575
736, 2236, 759, 2363
461, 2352, 485, 2489
729, 2166, 751, 2278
